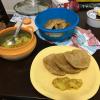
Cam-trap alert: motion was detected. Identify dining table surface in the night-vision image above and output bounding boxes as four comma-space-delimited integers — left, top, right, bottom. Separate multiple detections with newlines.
0, 10, 100, 100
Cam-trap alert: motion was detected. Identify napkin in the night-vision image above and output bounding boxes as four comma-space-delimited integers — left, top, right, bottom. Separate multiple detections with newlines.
71, 27, 100, 55
36, 27, 100, 55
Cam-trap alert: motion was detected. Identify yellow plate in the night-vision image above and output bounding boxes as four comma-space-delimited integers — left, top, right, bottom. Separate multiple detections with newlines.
30, 46, 100, 100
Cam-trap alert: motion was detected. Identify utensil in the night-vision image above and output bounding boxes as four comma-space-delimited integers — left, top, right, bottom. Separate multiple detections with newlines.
6, 19, 23, 46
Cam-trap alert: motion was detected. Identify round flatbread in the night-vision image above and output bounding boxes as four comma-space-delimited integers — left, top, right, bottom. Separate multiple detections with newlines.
43, 54, 66, 76
54, 53, 81, 74
64, 50, 90, 69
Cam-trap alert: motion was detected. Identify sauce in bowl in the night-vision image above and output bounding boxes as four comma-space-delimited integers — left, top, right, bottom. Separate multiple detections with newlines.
0, 30, 31, 48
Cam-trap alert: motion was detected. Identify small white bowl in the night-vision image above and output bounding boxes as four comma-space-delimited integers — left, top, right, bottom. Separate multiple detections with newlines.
87, 10, 100, 28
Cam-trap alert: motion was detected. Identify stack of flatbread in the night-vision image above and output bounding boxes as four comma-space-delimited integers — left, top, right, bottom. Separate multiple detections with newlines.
43, 49, 90, 76
44, 19, 70, 29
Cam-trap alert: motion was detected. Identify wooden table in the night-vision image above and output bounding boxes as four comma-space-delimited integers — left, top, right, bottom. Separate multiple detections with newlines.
0, 10, 100, 100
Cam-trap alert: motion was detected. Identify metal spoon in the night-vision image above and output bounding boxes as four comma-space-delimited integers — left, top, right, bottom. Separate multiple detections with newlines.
6, 20, 23, 46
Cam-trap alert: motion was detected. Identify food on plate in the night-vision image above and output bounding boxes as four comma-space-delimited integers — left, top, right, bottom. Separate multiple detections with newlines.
96, 10, 100, 19
54, 53, 81, 74
43, 49, 90, 76
52, 77, 83, 91
43, 54, 66, 76
44, 19, 70, 29
23, 18, 32, 25
0, 30, 31, 48
69, 79, 83, 89
94, 8, 100, 19
52, 77, 70, 91
64, 50, 90, 69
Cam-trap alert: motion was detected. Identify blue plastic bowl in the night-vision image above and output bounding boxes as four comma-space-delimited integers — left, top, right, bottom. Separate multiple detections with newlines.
35, 8, 79, 42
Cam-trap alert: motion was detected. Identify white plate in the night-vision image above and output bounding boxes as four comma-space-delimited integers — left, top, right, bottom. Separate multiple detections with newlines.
30, 46, 100, 100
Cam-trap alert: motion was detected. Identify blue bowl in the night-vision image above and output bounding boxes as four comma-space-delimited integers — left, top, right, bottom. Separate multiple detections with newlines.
35, 8, 79, 42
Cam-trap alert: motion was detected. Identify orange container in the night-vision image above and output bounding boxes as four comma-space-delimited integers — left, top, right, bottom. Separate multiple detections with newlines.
0, 26, 37, 60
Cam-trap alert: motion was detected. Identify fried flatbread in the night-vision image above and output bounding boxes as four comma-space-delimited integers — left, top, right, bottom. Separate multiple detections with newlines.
64, 50, 90, 69
44, 19, 69, 29
54, 53, 81, 74
44, 20, 56, 29
43, 54, 66, 76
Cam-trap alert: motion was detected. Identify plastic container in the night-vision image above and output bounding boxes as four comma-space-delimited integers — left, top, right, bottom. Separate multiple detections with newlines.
35, 8, 79, 42
87, 10, 100, 28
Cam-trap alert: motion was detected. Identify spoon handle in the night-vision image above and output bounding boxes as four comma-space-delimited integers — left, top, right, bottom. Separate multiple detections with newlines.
14, 19, 23, 37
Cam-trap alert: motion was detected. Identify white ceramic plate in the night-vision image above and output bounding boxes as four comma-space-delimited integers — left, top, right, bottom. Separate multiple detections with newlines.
30, 46, 100, 100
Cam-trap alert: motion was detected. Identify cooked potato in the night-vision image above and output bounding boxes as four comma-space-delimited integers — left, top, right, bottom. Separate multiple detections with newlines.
52, 77, 83, 91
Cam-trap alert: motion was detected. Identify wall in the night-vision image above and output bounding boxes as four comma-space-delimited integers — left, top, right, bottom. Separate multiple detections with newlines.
1, 0, 22, 14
